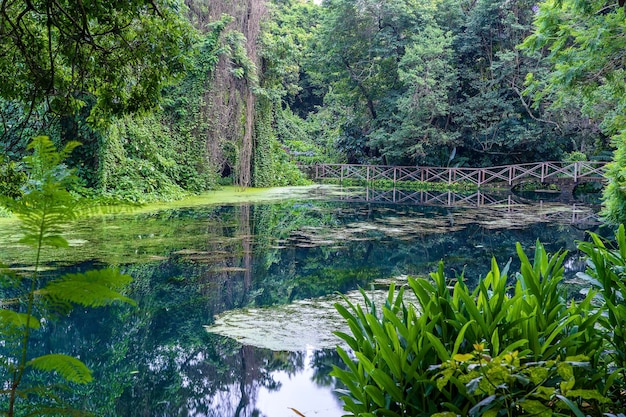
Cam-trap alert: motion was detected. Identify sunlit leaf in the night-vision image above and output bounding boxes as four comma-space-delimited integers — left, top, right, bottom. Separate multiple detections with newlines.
41, 269, 135, 307
0, 310, 40, 329
27, 354, 93, 384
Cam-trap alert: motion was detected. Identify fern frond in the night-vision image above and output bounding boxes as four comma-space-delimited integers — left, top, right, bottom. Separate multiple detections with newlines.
40, 269, 136, 307
25, 407, 97, 417
24, 405, 97, 417
27, 354, 93, 384
10, 186, 78, 249
1, 262, 21, 288
24, 137, 81, 185
0, 310, 41, 329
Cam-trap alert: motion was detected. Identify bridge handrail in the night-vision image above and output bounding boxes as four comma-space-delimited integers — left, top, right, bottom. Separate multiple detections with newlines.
310, 161, 608, 187
311, 161, 607, 170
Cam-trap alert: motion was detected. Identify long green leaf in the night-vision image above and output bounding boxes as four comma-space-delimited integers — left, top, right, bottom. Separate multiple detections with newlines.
426, 332, 451, 361
27, 354, 93, 384
456, 290, 488, 339
555, 394, 585, 417
370, 368, 404, 403
453, 320, 475, 356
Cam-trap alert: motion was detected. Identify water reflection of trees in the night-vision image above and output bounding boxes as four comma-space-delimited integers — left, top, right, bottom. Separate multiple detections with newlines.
29, 200, 603, 416
114, 342, 305, 417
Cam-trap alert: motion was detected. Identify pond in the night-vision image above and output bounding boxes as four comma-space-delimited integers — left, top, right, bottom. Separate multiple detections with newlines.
1, 185, 607, 417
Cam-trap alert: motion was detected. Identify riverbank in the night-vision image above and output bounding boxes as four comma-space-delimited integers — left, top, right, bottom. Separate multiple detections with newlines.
0, 185, 331, 223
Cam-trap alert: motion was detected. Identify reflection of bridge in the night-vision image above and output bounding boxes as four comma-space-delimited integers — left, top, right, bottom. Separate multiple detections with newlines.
334, 188, 600, 225
311, 161, 607, 192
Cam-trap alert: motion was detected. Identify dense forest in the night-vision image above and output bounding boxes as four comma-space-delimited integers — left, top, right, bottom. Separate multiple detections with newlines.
1, 0, 626, 219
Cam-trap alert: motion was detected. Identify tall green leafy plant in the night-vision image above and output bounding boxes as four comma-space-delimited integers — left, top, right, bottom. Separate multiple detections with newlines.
332, 242, 604, 416
578, 224, 626, 407
0, 136, 135, 416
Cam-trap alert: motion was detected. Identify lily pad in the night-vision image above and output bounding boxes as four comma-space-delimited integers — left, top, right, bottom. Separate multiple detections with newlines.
205, 277, 415, 351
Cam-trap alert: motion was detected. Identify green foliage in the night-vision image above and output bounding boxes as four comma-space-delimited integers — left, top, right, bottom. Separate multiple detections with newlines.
224, 31, 259, 86
0, 156, 26, 199
0, 98, 63, 159
27, 354, 94, 385
98, 113, 218, 203
374, 24, 459, 164
250, 1, 321, 187
435, 349, 606, 416
602, 132, 626, 223
0, 137, 135, 416
577, 224, 626, 402
0, 0, 195, 125
253, 98, 310, 187
332, 241, 609, 416
287, 0, 581, 166
520, 0, 626, 222
564, 151, 588, 163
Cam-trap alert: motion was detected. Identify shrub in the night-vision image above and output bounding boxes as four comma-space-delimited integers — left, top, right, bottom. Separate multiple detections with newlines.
0, 156, 26, 199
332, 242, 606, 416
578, 224, 626, 410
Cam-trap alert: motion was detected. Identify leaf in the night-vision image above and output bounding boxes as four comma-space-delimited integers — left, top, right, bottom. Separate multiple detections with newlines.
490, 328, 500, 356
566, 389, 611, 403
426, 332, 451, 361
531, 386, 555, 400
27, 354, 93, 384
453, 320, 475, 356
369, 368, 404, 403
436, 367, 455, 390
555, 395, 585, 417
0, 310, 40, 330
519, 399, 551, 416
364, 384, 386, 407
288, 408, 307, 417
468, 394, 497, 417
41, 269, 136, 307
453, 353, 474, 362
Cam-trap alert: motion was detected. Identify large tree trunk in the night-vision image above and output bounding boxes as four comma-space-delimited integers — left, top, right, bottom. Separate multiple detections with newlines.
186, 0, 266, 187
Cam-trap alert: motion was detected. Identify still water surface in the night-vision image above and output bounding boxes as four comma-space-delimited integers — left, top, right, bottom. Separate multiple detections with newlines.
7, 186, 606, 417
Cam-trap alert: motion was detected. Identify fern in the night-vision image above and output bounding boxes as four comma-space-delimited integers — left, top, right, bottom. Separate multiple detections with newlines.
27, 354, 93, 384
0, 310, 41, 329
42, 269, 136, 307
0, 136, 135, 417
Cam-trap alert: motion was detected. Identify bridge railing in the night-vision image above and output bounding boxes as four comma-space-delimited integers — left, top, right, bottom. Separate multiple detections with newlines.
312, 161, 607, 187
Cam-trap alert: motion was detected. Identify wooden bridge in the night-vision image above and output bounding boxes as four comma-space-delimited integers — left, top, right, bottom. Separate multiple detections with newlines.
309, 161, 607, 192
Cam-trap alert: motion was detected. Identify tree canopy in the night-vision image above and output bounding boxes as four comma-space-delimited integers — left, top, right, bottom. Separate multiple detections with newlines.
1, 0, 624, 219
521, 0, 626, 221
0, 0, 194, 151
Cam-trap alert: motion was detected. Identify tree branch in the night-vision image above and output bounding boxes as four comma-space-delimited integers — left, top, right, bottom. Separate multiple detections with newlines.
511, 83, 561, 131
